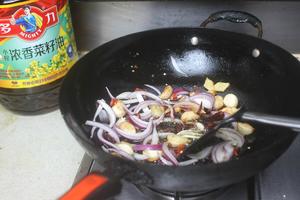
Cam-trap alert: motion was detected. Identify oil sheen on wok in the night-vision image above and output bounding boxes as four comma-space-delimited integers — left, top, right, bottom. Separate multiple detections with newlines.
86, 78, 255, 166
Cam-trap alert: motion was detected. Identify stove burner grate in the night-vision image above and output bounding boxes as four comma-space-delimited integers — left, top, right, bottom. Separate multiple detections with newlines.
136, 185, 230, 200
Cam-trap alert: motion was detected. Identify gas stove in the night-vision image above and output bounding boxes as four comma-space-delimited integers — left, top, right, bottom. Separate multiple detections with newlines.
69, 55, 300, 200
72, 54, 300, 200
73, 134, 300, 200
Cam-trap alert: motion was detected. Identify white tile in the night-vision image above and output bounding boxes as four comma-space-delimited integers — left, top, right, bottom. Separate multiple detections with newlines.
0, 105, 84, 200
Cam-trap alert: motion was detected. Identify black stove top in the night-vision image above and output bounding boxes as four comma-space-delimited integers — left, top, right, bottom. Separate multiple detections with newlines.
74, 136, 300, 200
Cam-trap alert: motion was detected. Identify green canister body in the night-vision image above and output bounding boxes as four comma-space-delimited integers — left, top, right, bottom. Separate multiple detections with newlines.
0, 0, 78, 114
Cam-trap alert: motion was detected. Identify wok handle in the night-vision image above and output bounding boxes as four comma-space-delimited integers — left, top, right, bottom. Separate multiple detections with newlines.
200, 10, 263, 38
242, 112, 300, 132
59, 173, 121, 200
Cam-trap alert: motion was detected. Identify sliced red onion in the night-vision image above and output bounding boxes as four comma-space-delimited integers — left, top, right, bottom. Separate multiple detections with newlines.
178, 158, 199, 166
172, 88, 190, 99
93, 103, 103, 121
187, 146, 213, 160
143, 131, 172, 145
176, 91, 190, 96
140, 111, 152, 120
211, 142, 234, 164
173, 101, 200, 112
116, 92, 132, 99
121, 103, 135, 115
98, 110, 109, 123
133, 153, 149, 160
97, 99, 116, 127
216, 128, 245, 147
102, 143, 135, 161
94, 101, 110, 123
96, 129, 120, 150
86, 120, 120, 143
134, 144, 162, 151
90, 127, 96, 138
90, 126, 104, 139
128, 114, 148, 128
114, 119, 153, 141
189, 93, 215, 110
103, 147, 134, 161
122, 99, 140, 105
154, 113, 165, 125
162, 142, 179, 166
105, 87, 115, 99
125, 106, 151, 128
173, 87, 189, 94
128, 113, 164, 128
151, 125, 159, 145
164, 104, 174, 119
223, 112, 231, 118
90, 104, 105, 138
134, 100, 161, 114
143, 134, 152, 144
135, 93, 151, 114
211, 143, 222, 163
163, 99, 176, 105
159, 156, 173, 166
102, 145, 110, 153
129, 105, 137, 112
89, 85, 248, 166
130, 91, 163, 103
144, 84, 161, 95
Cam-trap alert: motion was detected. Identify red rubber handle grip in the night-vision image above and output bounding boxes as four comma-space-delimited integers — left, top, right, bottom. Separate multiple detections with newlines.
59, 174, 108, 200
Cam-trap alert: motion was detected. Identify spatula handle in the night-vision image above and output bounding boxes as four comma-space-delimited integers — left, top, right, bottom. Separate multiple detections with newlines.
242, 112, 300, 131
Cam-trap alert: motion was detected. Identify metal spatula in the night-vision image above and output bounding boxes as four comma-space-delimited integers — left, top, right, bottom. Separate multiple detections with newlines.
178, 107, 300, 161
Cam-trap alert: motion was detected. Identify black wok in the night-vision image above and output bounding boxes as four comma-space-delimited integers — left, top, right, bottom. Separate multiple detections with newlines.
59, 11, 299, 196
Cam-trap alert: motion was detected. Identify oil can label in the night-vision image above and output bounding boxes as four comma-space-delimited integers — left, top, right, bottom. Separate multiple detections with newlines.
0, 0, 78, 89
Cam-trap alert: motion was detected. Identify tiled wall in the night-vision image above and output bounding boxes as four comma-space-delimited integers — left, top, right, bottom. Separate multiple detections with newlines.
70, 1, 300, 53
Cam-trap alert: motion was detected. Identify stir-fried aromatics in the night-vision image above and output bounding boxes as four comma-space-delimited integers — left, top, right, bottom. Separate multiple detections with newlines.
85, 78, 255, 166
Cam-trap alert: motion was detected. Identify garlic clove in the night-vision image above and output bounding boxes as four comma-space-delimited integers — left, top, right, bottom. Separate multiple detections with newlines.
221, 107, 239, 115
223, 93, 238, 108
237, 122, 255, 135
214, 95, 224, 110
116, 142, 134, 155
150, 104, 165, 118
159, 85, 173, 100
143, 150, 162, 162
167, 134, 190, 147
214, 82, 230, 92
112, 100, 126, 118
204, 77, 215, 91
181, 111, 199, 123
118, 121, 136, 134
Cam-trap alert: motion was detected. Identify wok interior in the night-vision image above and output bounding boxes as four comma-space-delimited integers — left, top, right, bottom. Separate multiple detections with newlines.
61, 28, 298, 191
75, 28, 297, 146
